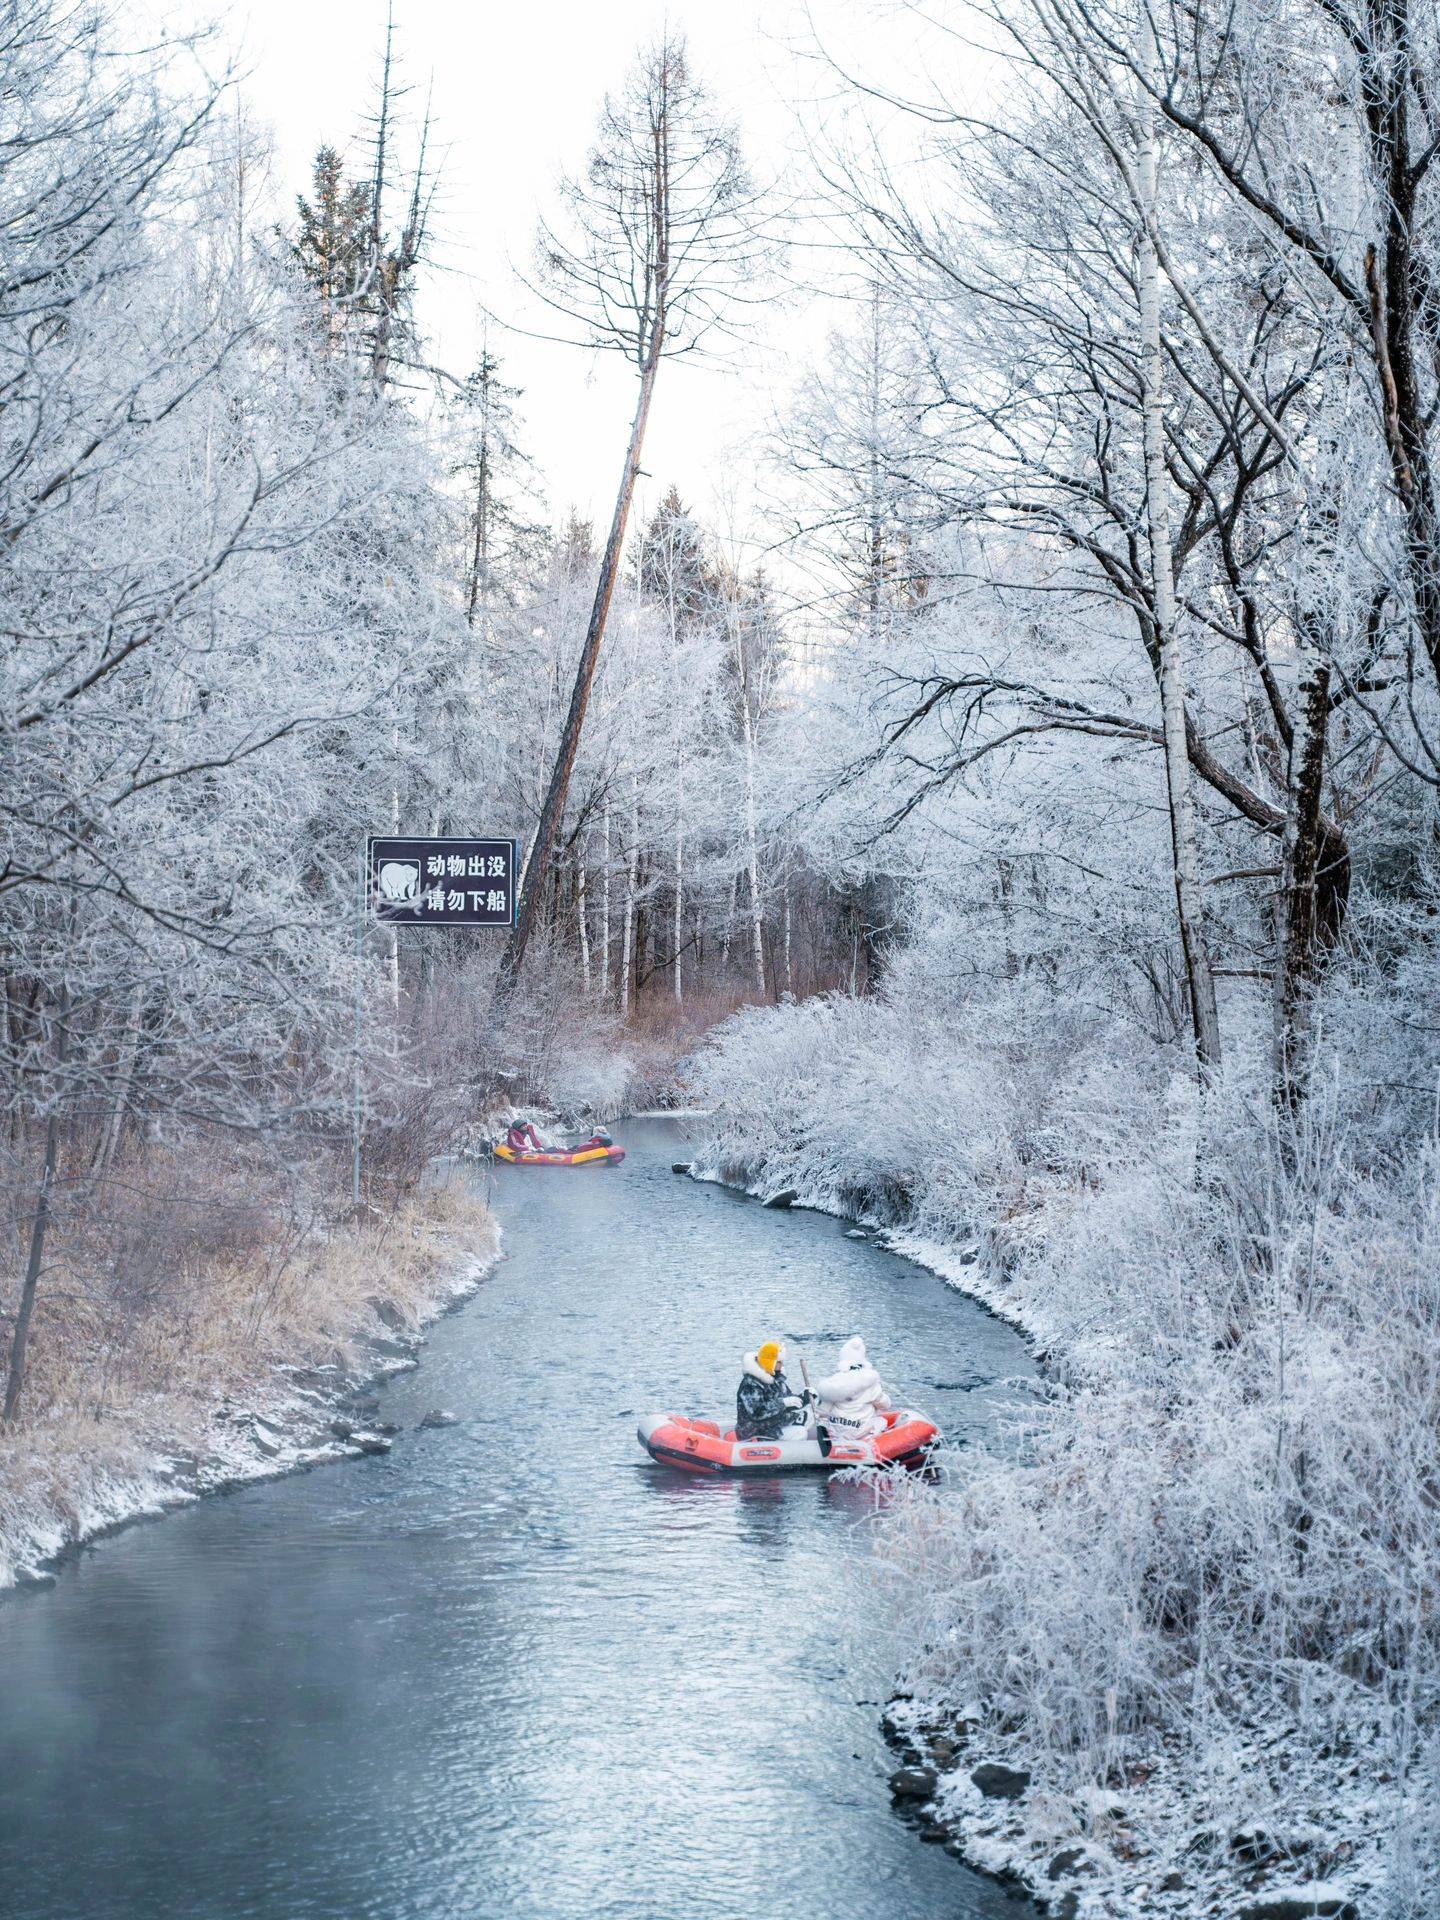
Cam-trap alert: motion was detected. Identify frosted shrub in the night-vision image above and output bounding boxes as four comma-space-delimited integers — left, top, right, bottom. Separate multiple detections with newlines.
697, 927, 1440, 1894
878, 1116, 1440, 1864
692, 962, 1148, 1305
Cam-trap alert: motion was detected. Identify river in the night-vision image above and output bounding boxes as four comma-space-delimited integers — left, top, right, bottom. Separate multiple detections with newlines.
0, 1119, 1038, 1920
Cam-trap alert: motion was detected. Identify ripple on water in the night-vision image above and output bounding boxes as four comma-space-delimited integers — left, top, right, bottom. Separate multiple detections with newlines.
0, 1120, 1037, 1920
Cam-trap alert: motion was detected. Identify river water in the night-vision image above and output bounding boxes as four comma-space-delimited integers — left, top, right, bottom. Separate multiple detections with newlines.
0, 1120, 1037, 1920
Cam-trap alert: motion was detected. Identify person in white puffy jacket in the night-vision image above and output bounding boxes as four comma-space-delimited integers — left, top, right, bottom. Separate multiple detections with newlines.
812, 1336, 890, 1440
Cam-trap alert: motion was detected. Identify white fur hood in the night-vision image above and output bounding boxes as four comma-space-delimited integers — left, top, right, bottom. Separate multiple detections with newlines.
813, 1336, 885, 1408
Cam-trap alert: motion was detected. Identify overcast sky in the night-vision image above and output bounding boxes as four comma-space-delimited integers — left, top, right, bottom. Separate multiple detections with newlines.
154, 0, 906, 557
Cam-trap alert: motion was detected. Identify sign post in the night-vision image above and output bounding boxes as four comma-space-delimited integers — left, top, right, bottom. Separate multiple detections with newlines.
352, 835, 518, 1208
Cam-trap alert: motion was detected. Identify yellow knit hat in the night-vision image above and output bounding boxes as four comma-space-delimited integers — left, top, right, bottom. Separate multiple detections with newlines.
756, 1340, 783, 1377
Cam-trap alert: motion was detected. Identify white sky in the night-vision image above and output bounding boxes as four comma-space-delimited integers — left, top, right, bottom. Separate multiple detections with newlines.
162, 0, 902, 555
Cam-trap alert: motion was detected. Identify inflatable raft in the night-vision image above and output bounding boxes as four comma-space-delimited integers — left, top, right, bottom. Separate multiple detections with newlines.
636, 1406, 937, 1473
493, 1137, 625, 1167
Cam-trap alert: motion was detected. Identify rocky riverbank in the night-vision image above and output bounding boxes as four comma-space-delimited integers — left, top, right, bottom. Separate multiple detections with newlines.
882, 1694, 1382, 1920
0, 1184, 499, 1593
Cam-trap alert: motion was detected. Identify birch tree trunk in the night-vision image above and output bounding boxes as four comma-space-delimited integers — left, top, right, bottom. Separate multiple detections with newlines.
620, 780, 638, 1017
741, 709, 766, 1000
1136, 99, 1223, 1079
600, 795, 612, 999
673, 822, 685, 1007
388, 742, 401, 1013
720, 872, 737, 972
577, 849, 591, 993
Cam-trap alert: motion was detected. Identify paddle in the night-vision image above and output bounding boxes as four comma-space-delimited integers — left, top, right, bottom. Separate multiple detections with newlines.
798, 1355, 831, 1459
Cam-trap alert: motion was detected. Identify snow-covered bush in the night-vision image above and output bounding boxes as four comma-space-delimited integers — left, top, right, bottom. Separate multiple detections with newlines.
695, 875, 1440, 1899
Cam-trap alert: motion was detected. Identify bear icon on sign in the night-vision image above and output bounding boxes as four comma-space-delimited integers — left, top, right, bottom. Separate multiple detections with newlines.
378, 861, 420, 904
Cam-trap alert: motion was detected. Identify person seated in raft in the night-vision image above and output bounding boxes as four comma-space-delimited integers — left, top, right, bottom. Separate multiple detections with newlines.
813, 1336, 891, 1441
505, 1118, 546, 1153
736, 1340, 809, 1441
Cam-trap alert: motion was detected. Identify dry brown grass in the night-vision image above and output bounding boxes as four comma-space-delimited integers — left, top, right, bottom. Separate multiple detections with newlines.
1, 1150, 496, 1582
619, 983, 756, 1107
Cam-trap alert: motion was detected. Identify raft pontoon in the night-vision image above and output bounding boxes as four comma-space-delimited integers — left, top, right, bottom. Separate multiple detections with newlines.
493, 1137, 625, 1167
636, 1406, 937, 1473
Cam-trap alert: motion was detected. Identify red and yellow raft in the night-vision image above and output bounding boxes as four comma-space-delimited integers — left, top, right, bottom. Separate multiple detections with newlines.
636, 1406, 937, 1473
493, 1137, 625, 1167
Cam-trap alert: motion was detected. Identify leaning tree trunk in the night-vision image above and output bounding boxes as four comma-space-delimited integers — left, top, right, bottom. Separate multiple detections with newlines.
1137, 101, 1223, 1080
488, 341, 663, 1042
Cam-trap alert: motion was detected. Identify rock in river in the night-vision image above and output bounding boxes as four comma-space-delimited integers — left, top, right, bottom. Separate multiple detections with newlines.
889, 1766, 937, 1801
418, 1409, 458, 1430
763, 1189, 799, 1209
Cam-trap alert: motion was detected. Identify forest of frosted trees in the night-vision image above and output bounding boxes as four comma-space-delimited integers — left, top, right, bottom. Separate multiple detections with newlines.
3, 0, 1439, 1907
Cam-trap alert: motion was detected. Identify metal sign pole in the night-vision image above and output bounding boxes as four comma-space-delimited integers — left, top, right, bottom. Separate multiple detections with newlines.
352, 845, 364, 1210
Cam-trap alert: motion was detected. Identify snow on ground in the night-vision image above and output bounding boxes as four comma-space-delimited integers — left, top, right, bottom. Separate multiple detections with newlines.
686, 1009, 1439, 1920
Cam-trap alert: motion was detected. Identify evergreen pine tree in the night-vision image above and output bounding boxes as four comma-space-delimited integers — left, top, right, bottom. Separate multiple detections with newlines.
292, 145, 371, 348
453, 346, 544, 627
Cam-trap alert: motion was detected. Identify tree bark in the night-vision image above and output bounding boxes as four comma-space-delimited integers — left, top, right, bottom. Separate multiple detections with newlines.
1354, 0, 1440, 691
466, 430, 490, 630
1273, 626, 1334, 1110
739, 700, 766, 1000
600, 794, 612, 998
489, 346, 662, 1042
5, 988, 67, 1425
1136, 101, 1223, 1078
620, 779, 638, 1018
89, 984, 143, 1185
577, 850, 591, 993
673, 827, 685, 1006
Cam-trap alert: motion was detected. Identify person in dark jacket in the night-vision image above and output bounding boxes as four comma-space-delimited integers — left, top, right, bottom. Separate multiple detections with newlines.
735, 1341, 807, 1441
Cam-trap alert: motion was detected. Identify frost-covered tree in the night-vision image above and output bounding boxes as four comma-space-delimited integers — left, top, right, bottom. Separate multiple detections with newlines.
451, 343, 545, 629
0, 4, 465, 1418
489, 33, 772, 1038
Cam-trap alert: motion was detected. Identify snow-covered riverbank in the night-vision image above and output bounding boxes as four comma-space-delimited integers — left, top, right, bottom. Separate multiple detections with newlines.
688, 990, 1438, 1920
0, 1187, 499, 1593
688, 1152, 1391, 1920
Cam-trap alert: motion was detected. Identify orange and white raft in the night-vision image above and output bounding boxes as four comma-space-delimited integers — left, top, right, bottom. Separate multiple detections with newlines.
493, 1138, 625, 1168
636, 1406, 937, 1473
